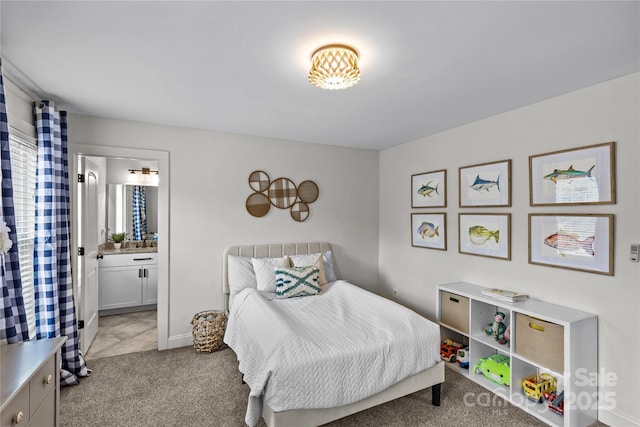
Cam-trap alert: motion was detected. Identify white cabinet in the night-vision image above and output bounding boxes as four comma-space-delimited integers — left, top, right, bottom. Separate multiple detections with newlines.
99, 253, 157, 310
437, 282, 597, 427
142, 263, 157, 305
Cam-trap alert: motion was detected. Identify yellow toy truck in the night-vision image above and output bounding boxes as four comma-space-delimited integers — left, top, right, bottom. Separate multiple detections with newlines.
522, 373, 557, 403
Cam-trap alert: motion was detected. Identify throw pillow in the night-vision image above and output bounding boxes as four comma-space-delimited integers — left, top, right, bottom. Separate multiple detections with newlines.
274, 266, 321, 299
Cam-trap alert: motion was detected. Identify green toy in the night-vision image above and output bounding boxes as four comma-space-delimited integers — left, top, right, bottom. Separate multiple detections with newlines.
473, 353, 510, 386
483, 311, 507, 341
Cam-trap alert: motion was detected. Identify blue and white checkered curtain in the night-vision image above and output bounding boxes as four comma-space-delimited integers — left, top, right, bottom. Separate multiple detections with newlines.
0, 58, 30, 343
34, 100, 89, 385
132, 185, 147, 240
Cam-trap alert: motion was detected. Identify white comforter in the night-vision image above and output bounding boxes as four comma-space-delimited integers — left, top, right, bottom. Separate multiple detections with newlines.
223, 280, 441, 426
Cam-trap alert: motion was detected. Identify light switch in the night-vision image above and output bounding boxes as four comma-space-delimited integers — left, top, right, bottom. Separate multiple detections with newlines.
631, 244, 640, 262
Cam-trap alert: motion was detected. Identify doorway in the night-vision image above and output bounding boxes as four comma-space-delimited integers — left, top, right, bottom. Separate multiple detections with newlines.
69, 144, 169, 354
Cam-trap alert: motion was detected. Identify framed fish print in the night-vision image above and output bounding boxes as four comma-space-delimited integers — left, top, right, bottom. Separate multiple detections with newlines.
529, 141, 615, 206
529, 213, 614, 275
459, 213, 511, 260
459, 160, 511, 207
411, 170, 446, 208
411, 213, 447, 250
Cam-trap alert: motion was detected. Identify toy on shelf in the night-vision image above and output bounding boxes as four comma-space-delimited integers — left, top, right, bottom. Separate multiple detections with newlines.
473, 353, 510, 386
456, 347, 469, 368
440, 339, 464, 362
544, 390, 565, 415
483, 311, 507, 341
522, 373, 557, 403
498, 325, 510, 345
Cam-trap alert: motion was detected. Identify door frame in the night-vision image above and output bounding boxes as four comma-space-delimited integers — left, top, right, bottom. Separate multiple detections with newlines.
69, 143, 169, 351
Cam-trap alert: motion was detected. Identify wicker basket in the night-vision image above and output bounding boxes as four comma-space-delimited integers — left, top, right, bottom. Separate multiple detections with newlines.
191, 310, 227, 353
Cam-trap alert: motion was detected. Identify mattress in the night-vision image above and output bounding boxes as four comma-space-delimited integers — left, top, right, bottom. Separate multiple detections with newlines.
224, 280, 441, 426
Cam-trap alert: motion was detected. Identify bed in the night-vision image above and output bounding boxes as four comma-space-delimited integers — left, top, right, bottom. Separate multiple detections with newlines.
222, 242, 444, 427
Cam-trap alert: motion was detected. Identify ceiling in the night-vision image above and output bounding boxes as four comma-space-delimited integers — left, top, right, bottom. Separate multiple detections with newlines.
1, 1, 638, 151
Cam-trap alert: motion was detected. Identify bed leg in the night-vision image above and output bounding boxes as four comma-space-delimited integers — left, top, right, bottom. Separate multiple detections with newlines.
431, 383, 441, 406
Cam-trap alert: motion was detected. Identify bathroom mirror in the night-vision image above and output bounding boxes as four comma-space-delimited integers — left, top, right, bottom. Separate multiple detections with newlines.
106, 184, 158, 239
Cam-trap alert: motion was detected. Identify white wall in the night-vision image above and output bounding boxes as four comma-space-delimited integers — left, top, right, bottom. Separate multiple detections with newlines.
67, 116, 380, 345
379, 73, 640, 426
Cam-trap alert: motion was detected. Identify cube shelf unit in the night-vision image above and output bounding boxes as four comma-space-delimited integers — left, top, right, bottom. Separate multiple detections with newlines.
437, 282, 598, 427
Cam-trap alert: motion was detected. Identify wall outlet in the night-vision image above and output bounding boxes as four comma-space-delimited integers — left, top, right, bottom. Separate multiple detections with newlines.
393, 288, 397, 295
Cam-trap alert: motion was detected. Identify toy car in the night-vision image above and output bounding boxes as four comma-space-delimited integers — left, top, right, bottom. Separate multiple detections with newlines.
544, 390, 564, 415
473, 353, 510, 386
456, 347, 469, 368
522, 373, 557, 403
440, 339, 464, 363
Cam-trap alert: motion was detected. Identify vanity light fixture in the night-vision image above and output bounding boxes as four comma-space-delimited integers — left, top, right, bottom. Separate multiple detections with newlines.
308, 44, 360, 90
127, 167, 159, 186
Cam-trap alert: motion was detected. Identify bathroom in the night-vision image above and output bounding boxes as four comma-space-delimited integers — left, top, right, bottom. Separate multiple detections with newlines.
83, 156, 160, 360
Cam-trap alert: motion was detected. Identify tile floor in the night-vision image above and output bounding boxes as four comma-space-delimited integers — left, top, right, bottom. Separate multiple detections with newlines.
85, 310, 157, 360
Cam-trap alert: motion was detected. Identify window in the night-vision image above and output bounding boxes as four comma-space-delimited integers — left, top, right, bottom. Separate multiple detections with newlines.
8, 132, 37, 339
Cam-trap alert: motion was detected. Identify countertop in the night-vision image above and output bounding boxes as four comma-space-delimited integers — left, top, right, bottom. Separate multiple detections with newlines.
100, 246, 158, 255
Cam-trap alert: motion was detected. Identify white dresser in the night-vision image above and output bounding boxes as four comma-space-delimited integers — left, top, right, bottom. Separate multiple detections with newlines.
1, 337, 67, 427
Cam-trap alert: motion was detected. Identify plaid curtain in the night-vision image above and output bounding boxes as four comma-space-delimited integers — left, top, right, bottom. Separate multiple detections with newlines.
0, 58, 30, 343
132, 185, 147, 240
34, 100, 89, 385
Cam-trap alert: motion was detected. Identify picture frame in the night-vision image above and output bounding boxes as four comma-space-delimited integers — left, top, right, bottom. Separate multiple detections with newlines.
411, 169, 447, 208
458, 213, 511, 260
459, 160, 511, 207
529, 214, 614, 275
411, 213, 447, 250
529, 141, 615, 206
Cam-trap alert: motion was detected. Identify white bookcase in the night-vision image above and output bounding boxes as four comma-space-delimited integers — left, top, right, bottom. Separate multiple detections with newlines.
437, 282, 598, 427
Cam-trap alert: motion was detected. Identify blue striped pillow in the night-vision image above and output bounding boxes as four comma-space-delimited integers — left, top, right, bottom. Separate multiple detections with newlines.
274, 266, 321, 299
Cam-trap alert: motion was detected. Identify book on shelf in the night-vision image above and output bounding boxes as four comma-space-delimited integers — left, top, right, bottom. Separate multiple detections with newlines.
481, 288, 529, 302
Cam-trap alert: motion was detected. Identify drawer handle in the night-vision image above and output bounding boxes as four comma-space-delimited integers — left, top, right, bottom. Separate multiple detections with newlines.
44, 373, 53, 384
14, 411, 24, 424
449, 297, 459, 303
529, 322, 545, 332
133, 257, 153, 261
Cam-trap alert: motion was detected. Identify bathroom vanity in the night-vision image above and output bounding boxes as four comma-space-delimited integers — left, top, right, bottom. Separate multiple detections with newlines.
98, 249, 157, 311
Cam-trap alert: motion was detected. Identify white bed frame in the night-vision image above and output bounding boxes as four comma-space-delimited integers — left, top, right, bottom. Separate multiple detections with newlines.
223, 242, 445, 427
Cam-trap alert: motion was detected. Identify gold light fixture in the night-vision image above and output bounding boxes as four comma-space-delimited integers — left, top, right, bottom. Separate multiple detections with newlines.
308, 44, 360, 90
127, 167, 159, 186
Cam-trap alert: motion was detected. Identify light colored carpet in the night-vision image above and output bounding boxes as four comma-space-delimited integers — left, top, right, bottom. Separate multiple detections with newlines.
61, 346, 606, 427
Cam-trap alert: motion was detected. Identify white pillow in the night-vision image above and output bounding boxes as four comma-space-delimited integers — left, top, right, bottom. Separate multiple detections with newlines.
252, 256, 290, 293
289, 253, 327, 285
227, 255, 257, 295
323, 250, 337, 282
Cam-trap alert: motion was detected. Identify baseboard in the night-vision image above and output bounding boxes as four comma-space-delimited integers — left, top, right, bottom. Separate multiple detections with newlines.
167, 333, 193, 349
599, 408, 640, 427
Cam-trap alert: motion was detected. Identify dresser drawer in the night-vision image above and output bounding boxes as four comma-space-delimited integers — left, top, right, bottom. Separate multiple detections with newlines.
1, 385, 30, 427
30, 356, 56, 416
28, 388, 55, 427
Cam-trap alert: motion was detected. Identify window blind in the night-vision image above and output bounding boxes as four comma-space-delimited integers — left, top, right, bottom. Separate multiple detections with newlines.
8, 132, 37, 339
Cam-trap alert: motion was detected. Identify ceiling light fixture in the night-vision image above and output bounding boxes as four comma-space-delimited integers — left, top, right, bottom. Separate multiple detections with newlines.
308, 44, 360, 90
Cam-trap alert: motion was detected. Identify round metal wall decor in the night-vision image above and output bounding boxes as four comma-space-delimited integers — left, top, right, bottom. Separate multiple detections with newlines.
246, 193, 271, 217
268, 178, 297, 209
297, 180, 319, 203
249, 170, 270, 193
245, 170, 319, 222
290, 201, 310, 222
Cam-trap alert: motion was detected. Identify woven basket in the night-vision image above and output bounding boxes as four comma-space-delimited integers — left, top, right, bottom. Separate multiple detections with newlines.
191, 310, 226, 353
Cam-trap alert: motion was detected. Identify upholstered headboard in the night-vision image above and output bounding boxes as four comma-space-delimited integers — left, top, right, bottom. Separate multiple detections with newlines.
222, 242, 332, 311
